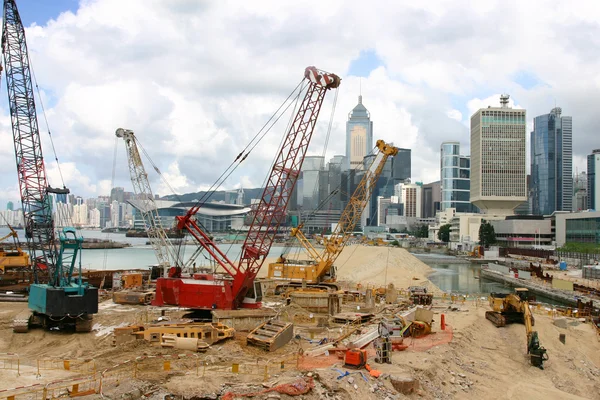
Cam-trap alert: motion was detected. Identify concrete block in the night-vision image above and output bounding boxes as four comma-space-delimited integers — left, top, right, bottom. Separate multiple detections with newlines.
390, 374, 419, 395
553, 318, 568, 329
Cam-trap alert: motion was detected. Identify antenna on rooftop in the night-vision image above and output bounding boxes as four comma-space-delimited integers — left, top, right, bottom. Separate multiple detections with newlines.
500, 94, 510, 108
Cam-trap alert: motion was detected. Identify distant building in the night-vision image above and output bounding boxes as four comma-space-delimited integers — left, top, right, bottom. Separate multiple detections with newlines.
440, 141, 475, 213
588, 149, 600, 210
398, 182, 422, 218
530, 107, 573, 215
6, 201, 13, 211
421, 181, 441, 218
470, 94, 527, 215
346, 95, 373, 170
110, 187, 125, 204
392, 148, 411, 185
128, 199, 251, 232
296, 156, 325, 211
554, 210, 600, 247
573, 172, 587, 212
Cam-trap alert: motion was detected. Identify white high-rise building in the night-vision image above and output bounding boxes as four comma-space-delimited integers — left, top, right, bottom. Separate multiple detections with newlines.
398, 183, 422, 218
470, 94, 527, 215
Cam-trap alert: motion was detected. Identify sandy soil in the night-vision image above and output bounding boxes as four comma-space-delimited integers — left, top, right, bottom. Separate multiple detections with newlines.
259, 244, 441, 293
0, 247, 599, 399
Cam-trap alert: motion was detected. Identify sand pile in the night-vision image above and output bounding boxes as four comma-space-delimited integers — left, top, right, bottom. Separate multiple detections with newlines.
259, 244, 440, 293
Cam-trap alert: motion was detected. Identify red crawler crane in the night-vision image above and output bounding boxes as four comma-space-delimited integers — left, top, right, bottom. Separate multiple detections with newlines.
152, 66, 341, 310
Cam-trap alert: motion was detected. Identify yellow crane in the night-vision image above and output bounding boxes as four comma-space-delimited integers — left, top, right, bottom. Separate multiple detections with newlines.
486, 288, 549, 369
267, 140, 398, 292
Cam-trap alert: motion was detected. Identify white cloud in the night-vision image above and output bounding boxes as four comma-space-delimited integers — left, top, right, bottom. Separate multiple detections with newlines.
0, 0, 597, 207
446, 109, 462, 122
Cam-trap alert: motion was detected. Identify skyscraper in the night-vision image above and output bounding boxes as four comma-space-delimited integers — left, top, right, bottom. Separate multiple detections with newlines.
440, 141, 474, 213
530, 107, 573, 215
346, 95, 373, 170
470, 94, 527, 215
296, 156, 325, 211
421, 181, 441, 218
588, 149, 600, 210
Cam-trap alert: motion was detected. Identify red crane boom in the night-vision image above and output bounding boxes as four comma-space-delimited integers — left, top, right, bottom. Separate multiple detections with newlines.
153, 66, 340, 310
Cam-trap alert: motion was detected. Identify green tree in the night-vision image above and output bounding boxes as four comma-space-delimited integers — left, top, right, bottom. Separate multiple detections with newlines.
413, 224, 429, 238
478, 220, 497, 247
438, 224, 451, 243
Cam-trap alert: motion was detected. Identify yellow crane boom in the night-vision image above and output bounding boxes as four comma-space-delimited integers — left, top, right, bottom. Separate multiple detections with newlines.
267, 140, 398, 288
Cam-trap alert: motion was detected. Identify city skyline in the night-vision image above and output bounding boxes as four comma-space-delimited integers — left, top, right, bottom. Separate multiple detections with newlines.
0, 1, 596, 210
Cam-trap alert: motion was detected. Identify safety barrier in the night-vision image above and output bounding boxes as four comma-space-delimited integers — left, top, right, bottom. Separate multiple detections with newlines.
0, 352, 302, 399
0, 356, 95, 378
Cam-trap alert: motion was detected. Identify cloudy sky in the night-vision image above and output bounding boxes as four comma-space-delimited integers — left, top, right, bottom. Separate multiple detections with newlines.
0, 0, 597, 208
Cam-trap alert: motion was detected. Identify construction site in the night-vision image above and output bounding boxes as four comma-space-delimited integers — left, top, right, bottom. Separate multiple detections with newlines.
1, 246, 600, 399
1, 0, 600, 399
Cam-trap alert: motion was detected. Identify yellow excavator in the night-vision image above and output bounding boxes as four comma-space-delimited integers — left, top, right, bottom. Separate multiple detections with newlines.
0, 224, 30, 275
267, 139, 398, 293
486, 288, 548, 369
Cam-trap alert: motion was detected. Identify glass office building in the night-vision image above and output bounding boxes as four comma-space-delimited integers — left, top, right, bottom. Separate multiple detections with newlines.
588, 149, 600, 210
530, 107, 573, 215
440, 141, 474, 212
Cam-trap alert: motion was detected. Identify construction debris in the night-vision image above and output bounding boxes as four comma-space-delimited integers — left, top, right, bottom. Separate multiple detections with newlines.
112, 290, 155, 305
112, 322, 234, 350
247, 319, 294, 351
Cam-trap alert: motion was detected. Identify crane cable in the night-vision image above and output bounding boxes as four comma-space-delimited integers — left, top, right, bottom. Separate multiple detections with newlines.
176, 79, 308, 266
221, 81, 306, 260
131, 78, 307, 267
282, 143, 379, 262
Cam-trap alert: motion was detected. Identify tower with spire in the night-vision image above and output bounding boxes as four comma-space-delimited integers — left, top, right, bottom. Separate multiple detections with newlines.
346, 93, 373, 170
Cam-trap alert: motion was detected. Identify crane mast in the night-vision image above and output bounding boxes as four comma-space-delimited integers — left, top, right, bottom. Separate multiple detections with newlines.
153, 66, 340, 310
322, 140, 397, 265
2, 0, 60, 280
268, 140, 398, 288
116, 128, 180, 276
2, 0, 97, 333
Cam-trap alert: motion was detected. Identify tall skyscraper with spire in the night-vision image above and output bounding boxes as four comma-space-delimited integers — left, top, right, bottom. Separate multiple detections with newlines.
346, 94, 373, 170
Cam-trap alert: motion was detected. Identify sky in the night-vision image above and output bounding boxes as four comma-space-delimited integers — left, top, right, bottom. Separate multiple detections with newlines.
0, 0, 598, 209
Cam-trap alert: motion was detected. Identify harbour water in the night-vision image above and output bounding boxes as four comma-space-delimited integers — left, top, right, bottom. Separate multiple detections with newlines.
418, 253, 567, 306
0, 227, 295, 271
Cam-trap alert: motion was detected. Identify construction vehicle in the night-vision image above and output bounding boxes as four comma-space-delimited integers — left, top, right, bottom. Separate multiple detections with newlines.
268, 140, 398, 292
486, 288, 548, 369
151, 66, 341, 310
2, 0, 97, 332
116, 128, 182, 277
0, 223, 30, 274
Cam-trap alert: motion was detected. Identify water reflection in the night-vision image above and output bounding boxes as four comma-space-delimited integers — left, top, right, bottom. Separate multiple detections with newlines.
426, 263, 509, 295
425, 261, 565, 306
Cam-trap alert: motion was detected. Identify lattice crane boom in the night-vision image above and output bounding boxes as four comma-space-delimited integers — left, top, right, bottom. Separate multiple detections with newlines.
153, 66, 340, 310
2, 0, 60, 282
2, 0, 97, 333
323, 140, 398, 265
269, 140, 398, 286
116, 128, 180, 276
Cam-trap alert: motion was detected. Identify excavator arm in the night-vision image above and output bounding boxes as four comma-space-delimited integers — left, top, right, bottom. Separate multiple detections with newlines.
522, 300, 548, 369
